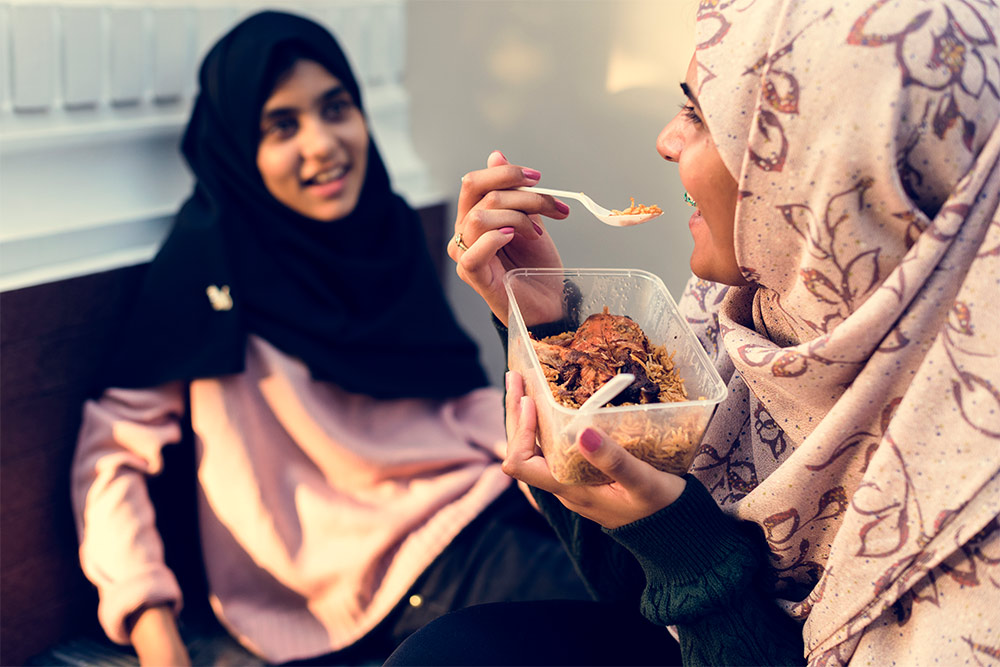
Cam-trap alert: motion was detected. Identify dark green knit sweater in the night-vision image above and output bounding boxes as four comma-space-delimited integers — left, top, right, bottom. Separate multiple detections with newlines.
496, 316, 805, 666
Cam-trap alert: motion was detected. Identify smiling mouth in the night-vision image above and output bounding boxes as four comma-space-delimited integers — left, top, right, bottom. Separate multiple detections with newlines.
305, 165, 348, 185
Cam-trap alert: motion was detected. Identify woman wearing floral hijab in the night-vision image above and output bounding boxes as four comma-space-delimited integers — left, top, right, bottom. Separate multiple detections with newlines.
389, 0, 1000, 664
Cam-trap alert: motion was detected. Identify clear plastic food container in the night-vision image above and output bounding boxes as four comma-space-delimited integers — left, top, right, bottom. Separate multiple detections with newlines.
504, 268, 727, 485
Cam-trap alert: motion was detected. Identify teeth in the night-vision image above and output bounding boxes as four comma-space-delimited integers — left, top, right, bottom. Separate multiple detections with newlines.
312, 166, 347, 184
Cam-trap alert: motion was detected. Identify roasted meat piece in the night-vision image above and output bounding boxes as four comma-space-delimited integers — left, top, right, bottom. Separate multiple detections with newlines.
531, 307, 665, 408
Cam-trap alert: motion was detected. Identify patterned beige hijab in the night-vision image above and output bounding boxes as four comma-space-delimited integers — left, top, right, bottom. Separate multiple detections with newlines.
678, 0, 1000, 663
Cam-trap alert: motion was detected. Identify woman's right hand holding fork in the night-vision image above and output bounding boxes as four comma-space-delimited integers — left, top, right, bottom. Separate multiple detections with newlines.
450, 150, 569, 326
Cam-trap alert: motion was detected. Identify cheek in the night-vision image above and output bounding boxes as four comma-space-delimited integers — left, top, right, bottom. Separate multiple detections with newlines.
350, 124, 370, 163
679, 139, 736, 203
256, 145, 293, 188
705, 155, 738, 225
676, 157, 705, 198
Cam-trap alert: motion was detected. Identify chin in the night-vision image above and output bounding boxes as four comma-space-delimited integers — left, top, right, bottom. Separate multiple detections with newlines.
304, 199, 361, 222
690, 259, 747, 286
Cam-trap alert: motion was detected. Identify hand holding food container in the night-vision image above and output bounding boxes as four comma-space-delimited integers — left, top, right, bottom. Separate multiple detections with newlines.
504, 268, 727, 485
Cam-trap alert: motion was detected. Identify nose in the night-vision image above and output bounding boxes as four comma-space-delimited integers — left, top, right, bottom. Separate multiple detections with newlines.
300, 117, 337, 161
657, 115, 684, 162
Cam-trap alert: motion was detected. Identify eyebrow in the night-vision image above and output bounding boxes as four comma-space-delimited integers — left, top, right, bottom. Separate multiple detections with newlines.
260, 84, 350, 122
679, 82, 701, 109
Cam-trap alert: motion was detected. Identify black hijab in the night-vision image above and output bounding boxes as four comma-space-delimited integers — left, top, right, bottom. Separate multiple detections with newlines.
103, 10, 487, 400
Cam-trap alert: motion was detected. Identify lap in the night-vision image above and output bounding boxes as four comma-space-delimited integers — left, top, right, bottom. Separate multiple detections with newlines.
384, 599, 682, 666
384, 484, 592, 642
292, 485, 592, 665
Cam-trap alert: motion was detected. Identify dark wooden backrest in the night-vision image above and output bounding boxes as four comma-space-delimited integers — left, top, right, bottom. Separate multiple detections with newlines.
1, 265, 146, 664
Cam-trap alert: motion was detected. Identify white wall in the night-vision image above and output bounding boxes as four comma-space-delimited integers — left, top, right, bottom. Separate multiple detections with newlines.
407, 0, 698, 385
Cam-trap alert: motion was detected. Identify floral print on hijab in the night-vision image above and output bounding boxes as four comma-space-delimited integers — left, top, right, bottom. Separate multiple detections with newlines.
678, 0, 1000, 663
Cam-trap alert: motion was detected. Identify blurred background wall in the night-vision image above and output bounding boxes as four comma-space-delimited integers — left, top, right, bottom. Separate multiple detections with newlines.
407, 0, 697, 384
0, 0, 698, 387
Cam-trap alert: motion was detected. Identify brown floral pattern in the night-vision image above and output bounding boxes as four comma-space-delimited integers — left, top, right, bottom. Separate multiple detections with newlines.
847, 0, 999, 149
684, 0, 1000, 663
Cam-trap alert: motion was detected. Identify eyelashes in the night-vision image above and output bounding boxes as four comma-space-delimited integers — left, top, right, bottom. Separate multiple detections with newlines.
321, 99, 353, 121
678, 104, 703, 125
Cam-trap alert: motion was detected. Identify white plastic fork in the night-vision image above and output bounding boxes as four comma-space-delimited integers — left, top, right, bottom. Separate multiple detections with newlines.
517, 186, 662, 227
560, 372, 636, 440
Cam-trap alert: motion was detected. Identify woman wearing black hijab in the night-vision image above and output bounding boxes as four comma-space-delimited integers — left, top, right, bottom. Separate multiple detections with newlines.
71, 11, 586, 665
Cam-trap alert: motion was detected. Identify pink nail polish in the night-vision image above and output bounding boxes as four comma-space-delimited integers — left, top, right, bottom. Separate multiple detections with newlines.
522, 168, 541, 181
580, 428, 601, 452
554, 200, 570, 215
500, 226, 516, 235
504, 371, 511, 392
532, 222, 543, 235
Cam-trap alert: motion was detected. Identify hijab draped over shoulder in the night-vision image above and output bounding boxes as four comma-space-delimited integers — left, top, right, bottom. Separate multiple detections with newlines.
679, 0, 1000, 663
102, 11, 487, 400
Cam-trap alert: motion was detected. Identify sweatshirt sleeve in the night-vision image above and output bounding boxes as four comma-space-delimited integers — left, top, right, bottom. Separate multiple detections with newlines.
70, 382, 187, 645
606, 475, 805, 666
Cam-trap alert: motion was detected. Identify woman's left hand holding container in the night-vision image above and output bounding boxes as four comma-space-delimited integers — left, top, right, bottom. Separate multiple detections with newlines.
503, 370, 687, 530
450, 150, 569, 326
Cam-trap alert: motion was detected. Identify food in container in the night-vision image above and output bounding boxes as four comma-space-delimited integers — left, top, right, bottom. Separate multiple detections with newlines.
531, 307, 687, 409
504, 268, 727, 485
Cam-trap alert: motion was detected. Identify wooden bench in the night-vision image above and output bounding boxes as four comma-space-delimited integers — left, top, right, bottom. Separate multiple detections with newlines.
0, 204, 447, 665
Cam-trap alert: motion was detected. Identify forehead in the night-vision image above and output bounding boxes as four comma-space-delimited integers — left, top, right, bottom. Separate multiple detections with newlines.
262, 60, 343, 109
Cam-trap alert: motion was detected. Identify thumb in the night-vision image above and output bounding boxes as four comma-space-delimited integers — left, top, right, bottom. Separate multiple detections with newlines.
577, 427, 646, 489
487, 149, 509, 168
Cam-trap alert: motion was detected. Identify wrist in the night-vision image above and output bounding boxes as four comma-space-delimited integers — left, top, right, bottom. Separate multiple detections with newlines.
126, 601, 173, 638
606, 475, 755, 582
129, 603, 189, 666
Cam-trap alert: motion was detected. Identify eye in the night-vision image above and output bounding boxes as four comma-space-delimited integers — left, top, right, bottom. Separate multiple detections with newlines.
322, 98, 354, 122
261, 116, 298, 141
678, 103, 703, 126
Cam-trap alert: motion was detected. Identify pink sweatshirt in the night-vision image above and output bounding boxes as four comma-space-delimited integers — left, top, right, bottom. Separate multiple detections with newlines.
71, 335, 512, 663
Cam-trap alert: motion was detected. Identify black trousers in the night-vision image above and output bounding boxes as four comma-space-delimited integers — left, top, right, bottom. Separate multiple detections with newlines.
289, 484, 592, 666
383, 599, 683, 666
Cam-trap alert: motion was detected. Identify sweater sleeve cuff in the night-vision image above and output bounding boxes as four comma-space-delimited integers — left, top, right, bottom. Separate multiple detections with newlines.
604, 474, 756, 584
491, 315, 510, 358
97, 566, 183, 645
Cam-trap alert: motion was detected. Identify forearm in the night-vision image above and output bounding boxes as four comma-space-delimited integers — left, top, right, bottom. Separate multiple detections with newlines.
129, 604, 191, 666
528, 485, 647, 604
72, 385, 186, 643
607, 476, 805, 665
674, 597, 804, 666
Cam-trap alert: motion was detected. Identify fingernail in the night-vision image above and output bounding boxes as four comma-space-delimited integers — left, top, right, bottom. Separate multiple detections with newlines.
495, 150, 507, 160
500, 226, 516, 235
580, 428, 601, 452
532, 222, 543, 235
522, 168, 541, 182
554, 200, 570, 215
504, 371, 511, 391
